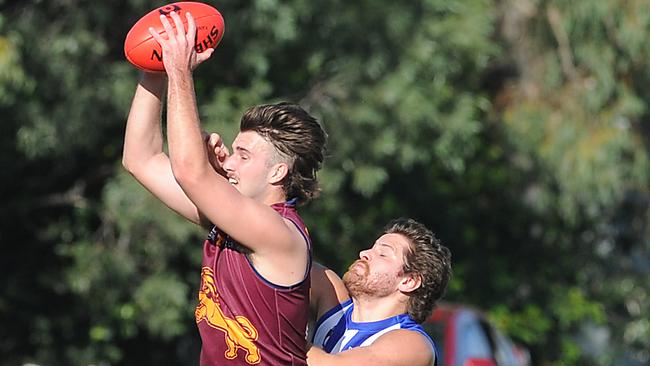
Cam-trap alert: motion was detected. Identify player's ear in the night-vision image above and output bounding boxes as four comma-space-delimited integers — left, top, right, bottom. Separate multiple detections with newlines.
268, 162, 289, 184
399, 273, 422, 294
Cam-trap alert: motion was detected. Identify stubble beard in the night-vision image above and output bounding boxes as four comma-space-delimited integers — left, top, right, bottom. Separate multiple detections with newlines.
343, 260, 395, 299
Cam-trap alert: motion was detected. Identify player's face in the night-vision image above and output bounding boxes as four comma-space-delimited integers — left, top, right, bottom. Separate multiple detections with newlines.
343, 233, 411, 298
222, 131, 277, 201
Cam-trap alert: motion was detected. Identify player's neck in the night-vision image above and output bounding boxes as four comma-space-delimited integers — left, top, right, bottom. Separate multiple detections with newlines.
350, 296, 407, 323
259, 187, 287, 206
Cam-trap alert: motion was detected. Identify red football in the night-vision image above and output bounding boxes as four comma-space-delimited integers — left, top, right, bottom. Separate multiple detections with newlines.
124, 2, 225, 72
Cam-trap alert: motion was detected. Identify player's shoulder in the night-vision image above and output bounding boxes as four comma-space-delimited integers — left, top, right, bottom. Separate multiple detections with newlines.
279, 207, 315, 246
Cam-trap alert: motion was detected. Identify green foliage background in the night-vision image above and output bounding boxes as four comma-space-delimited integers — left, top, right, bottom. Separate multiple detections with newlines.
1, 0, 649, 365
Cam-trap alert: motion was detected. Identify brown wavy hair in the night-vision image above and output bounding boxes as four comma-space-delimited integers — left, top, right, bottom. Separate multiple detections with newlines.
240, 102, 327, 204
383, 218, 452, 323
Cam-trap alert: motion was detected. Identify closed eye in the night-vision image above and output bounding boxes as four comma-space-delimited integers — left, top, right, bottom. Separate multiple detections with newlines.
234, 146, 251, 160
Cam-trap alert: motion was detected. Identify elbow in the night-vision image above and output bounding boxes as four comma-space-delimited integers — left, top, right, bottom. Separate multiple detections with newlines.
170, 160, 204, 187
122, 155, 136, 174
122, 153, 147, 177
122, 152, 144, 176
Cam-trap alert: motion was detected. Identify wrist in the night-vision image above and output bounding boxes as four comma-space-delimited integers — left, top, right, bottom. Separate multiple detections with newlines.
167, 69, 195, 93
166, 67, 193, 82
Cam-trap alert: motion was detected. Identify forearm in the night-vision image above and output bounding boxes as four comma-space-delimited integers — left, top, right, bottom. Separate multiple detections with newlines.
123, 73, 167, 171
307, 346, 339, 366
166, 70, 210, 178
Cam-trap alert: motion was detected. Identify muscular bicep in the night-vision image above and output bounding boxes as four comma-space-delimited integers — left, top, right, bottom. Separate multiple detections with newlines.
176, 169, 300, 251
176, 170, 309, 284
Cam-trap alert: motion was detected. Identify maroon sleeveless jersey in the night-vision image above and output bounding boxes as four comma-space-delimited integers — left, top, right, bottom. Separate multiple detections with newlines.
195, 200, 311, 365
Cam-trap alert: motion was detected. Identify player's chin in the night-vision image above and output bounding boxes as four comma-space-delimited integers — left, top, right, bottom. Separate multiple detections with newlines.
342, 273, 369, 297
342, 268, 365, 284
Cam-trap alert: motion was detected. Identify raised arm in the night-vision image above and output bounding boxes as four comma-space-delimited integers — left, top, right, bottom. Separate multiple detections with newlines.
122, 72, 207, 226
151, 12, 305, 262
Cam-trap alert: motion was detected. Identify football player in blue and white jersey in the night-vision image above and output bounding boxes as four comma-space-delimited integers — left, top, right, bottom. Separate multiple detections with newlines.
309, 218, 452, 366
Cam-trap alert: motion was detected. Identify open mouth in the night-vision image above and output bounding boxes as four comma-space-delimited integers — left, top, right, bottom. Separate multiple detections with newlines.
228, 177, 239, 185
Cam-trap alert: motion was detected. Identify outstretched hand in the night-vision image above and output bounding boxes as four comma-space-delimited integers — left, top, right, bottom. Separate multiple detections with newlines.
148, 11, 214, 74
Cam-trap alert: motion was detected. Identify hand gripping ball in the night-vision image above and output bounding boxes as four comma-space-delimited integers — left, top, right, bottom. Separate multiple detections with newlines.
124, 2, 225, 72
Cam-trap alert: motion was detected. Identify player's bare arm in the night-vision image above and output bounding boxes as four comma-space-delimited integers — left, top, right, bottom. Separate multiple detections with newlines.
307, 330, 435, 366
151, 11, 308, 284
123, 72, 211, 227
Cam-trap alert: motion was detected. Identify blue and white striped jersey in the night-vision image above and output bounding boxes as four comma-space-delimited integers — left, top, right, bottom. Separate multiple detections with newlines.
312, 299, 438, 365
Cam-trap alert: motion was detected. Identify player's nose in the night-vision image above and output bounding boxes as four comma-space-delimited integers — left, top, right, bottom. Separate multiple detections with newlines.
359, 249, 371, 261
222, 154, 235, 171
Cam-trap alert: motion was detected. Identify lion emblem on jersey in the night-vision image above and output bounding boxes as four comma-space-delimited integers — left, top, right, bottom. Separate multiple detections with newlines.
195, 267, 261, 364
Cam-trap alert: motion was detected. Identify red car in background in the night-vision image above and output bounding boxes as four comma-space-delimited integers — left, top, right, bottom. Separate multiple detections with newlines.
422, 303, 531, 366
